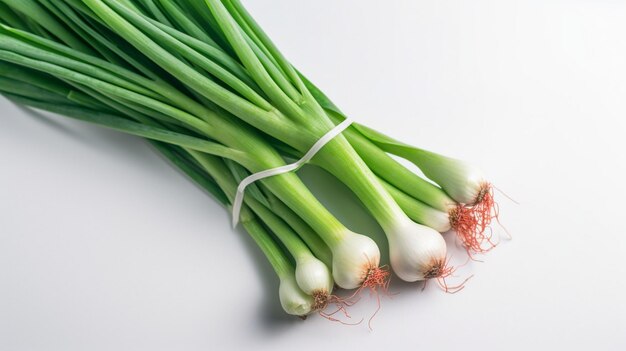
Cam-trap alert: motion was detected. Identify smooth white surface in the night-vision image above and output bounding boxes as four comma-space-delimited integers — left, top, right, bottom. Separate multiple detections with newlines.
1, 0, 625, 350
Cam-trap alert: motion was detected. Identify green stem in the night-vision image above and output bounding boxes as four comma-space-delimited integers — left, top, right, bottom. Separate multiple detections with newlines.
246, 197, 312, 262
1, 0, 93, 54
3, 93, 242, 161
0, 3, 29, 30
155, 0, 215, 48
83, 0, 285, 134
103, 0, 272, 111
241, 216, 293, 278
0, 76, 69, 104
136, 0, 172, 27
265, 192, 332, 267
204, 0, 304, 121
313, 136, 406, 232
225, 0, 306, 93
381, 178, 450, 230
341, 122, 455, 212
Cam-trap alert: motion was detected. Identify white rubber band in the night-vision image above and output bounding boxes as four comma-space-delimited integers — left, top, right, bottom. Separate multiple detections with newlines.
231, 118, 353, 227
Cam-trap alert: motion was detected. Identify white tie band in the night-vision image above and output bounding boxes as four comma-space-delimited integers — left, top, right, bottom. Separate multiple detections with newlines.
231, 118, 354, 227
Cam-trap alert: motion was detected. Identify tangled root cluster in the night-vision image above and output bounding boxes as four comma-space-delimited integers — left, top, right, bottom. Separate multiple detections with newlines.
449, 183, 500, 256
424, 257, 472, 294
317, 266, 390, 329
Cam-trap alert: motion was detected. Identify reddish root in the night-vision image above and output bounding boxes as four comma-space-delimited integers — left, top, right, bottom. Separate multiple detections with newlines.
473, 182, 498, 232
492, 185, 515, 240
318, 293, 363, 326
361, 265, 391, 292
311, 290, 330, 312
450, 204, 497, 256
334, 265, 391, 330
423, 256, 473, 294
317, 266, 391, 327
360, 266, 391, 330
315, 290, 363, 326
449, 182, 500, 256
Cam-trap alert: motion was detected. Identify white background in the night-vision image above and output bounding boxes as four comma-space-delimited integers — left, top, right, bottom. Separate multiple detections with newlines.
1, 0, 625, 350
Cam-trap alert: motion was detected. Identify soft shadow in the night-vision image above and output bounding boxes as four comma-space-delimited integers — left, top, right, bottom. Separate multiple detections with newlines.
14, 105, 92, 143
153, 155, 299, 332
23, 104, 172, 177
14, 104, 302, 329
233, 225, 307, 334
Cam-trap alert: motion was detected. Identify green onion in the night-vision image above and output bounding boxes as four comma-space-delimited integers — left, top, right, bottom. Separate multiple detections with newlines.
0, 0, 503, 317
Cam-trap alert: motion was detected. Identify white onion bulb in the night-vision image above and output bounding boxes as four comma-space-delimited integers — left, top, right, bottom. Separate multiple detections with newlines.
331, 231, 380, 289
279, 274, 314, 316
295, 255, 333, 296
388, 219, 447, 282
413, 150, 486, 205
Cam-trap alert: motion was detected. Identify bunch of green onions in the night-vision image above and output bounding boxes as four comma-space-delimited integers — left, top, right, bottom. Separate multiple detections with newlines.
0, 0, 500, 319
